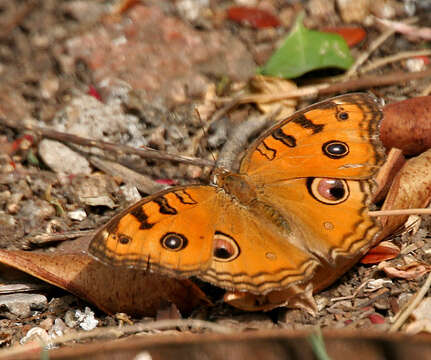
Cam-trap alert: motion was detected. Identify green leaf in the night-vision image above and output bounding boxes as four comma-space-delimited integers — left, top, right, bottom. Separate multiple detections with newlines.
259, 13, 354, 79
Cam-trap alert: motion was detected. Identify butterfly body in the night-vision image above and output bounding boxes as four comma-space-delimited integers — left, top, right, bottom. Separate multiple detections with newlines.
89, 93, 385, 304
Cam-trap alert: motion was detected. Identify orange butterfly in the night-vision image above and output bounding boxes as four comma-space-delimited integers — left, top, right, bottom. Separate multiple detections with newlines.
89, 93, 384, 308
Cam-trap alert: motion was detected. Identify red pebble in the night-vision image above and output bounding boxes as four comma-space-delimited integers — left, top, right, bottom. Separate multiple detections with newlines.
368, 313, 385, 324
227, 6, 280, 29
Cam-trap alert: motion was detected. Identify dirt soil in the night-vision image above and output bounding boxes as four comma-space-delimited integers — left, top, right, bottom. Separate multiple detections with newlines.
0, 0, 431, 351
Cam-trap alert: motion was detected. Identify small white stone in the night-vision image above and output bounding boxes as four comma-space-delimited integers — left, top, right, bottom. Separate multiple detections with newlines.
68, 208, 87, 221
75, 307, 98, 331
120, 184, 142, 203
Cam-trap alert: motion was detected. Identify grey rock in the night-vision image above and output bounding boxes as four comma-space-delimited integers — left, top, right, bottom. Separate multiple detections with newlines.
0, 293, 48, 318
38, 139, 92, 175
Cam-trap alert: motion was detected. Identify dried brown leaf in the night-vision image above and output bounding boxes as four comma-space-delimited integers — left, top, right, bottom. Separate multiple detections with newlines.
378, 149, 431, 239
378, 261, 431, 280
372, 148, 405, 203
249, 75, 297, 120
0, 250, 210, 317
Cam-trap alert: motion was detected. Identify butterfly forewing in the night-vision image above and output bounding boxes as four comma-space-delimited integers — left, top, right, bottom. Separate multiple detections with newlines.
240, 93, 384, 182
89, 185, 220, 277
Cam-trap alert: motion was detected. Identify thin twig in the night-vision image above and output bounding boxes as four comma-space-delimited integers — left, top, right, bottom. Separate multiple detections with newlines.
188, 96, 241, 158
389, 271, 431, 332
330, 279, 370, 302
376, 17, 431, 41
220, 69, 431, 105
0, 117, 215, 168
360, 49, 431, 74
369, 208, 431, 217
27, 230, 95, 245
89, 157, 164, 194
344, 17, 418, 77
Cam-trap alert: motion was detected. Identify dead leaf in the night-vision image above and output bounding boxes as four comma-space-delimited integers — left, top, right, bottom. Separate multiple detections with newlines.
380, 96, 431, 156
249, 75, 297, 120
378, 261, 431, 280
377, 148, 431, 240
360, 241, 400, 264
321, 26, 366, 47
372, 148, 405, 203
0, 250, 210, 317
406, 297, 431, 334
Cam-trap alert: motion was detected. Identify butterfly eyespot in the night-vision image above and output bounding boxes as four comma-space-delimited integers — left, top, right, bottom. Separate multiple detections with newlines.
307, 178, 349, 205
337, 111, 349, 121
322, 141, 349, 159
118, 234, 131, 245
161, 232, 188, 251
213, 232, 240, 262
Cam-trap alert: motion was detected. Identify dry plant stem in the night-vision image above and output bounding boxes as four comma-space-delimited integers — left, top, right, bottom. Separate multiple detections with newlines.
345, 17, 417, 77
28, 230, 95, 245
0, 117, 215, 168
188, 97, 241, 157
89, 157, 164, 194
330, 279, 370, 302
369, 208, 431, 216
0, 319, 235, 358
225, 69, 431, 105
360, 49, 431, 74
0, 283, 49, 295
389, 271, 431, 332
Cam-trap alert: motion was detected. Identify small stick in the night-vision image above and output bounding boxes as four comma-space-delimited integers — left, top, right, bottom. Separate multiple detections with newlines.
344, 17, 418, 77
27, 230, 95, 245
360, 49, 431, 74
0, 117, 215, 168
89, 157, 164, 194
389, 271, 431, 332
218, 68, 431, 105
369, 208, 431, 216
330, 279, 370, 302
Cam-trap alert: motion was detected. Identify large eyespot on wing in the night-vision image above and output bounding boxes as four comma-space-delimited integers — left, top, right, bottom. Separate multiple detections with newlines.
88, 185, 221, 278
261, 177, 380, 263
198, 202, 319, 295
257, 175, 381, 293
240, 93, 385, 182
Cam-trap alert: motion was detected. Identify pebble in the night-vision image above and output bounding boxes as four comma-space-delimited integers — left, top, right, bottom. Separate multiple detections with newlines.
65, 307, 98, 331
67, 208, 87, 221
0, 293, 47, 318
38, 139, 92, 175
20, 327, 51, 345
336, 0, 370, 23
50, 318, 68, 337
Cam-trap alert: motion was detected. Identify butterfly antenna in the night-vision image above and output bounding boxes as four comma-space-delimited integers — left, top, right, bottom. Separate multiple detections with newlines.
194, 108, 217, 164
